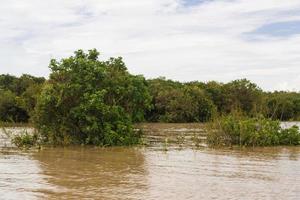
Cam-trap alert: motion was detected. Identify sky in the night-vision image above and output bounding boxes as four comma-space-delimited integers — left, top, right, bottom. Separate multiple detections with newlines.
1, 0, 300, 91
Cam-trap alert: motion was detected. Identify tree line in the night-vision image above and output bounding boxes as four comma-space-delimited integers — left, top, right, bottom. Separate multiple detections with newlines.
1, 49, 300, 145
1, 62, 300, 125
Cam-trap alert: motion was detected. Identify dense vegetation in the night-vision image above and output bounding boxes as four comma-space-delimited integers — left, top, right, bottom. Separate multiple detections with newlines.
207, 115, 300, 146
33, 49, 151, 146
145, 78, 300, 122
0, 74, 45, 123
1, 49, 300, 146
146, 78, 216, 122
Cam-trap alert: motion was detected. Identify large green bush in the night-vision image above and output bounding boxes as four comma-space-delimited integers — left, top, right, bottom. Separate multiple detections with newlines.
33, 49, 151, 146
207, 115, 300, 146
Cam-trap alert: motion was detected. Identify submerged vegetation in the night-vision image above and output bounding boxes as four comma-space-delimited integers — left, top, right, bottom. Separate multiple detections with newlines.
1, 49, 300, 146
11, 131, 39, 149
207, 115, 300, 147
0, 124, 39, 148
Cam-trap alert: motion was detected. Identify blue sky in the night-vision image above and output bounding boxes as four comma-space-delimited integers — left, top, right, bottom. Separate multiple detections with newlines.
183, 0, 208, 6
1, 0, 300, 91
252, 20, 300, 37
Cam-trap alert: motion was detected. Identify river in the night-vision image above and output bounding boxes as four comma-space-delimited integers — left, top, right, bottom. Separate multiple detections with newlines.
0, 123, 299, 200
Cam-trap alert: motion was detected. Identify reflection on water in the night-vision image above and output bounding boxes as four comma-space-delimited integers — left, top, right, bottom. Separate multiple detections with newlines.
1, 124, 300, 200
32, 147, 148, 200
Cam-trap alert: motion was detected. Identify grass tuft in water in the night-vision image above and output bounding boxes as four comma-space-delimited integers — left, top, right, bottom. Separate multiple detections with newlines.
207, 115, 300, 147
11, 130, 40, 149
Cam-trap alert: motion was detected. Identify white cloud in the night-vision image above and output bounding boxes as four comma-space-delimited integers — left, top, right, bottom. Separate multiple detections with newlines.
0, 0, 300, 91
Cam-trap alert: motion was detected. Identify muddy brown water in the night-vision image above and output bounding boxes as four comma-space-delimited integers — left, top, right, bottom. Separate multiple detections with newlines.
0, 123, 300, 200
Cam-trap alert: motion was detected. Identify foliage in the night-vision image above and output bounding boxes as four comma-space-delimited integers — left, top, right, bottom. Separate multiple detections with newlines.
201, 81, 225, 113
2, 65, 300, 125
222, 79, 263, 115
33, 49, 151, 146
0, 74, 45, 96
11, 131, 39, 148
0, 74, 45, 123
145, 78, 265, 122
207, 115, 300, 146
146, 78, 216, 122
264, 91, 300, 121
0, 90, 29, 122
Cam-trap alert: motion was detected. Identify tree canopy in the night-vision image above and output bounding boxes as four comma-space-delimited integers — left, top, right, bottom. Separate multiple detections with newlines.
0, 74, 45, 123
34, 49, 151, 145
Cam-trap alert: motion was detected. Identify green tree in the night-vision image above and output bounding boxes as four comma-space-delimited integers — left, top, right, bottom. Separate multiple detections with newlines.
222, 79, 263, 115
146, 78, 215, 122
202, 81, 226, 113
0, 90, 29, 122
34, 49, 151, 146
265, 92, 300, 120
0, 74, 18, 92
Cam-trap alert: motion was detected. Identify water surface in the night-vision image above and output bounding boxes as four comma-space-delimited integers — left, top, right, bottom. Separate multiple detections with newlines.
0, 124, 299, 199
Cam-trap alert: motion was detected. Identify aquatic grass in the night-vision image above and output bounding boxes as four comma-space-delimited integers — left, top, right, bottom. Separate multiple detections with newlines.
11, 129, 40, 149
207, 115, 300, 147
0, 122, 40, 149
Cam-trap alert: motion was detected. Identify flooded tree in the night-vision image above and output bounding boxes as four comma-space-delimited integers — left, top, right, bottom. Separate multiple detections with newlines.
34, 49, 151, 146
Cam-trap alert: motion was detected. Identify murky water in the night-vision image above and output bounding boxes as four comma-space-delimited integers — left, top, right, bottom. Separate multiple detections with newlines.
1, 124, 300, 200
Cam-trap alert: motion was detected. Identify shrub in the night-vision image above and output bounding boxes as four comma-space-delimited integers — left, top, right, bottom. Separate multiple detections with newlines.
33, 49, 151, 146
207, 115, 300, 146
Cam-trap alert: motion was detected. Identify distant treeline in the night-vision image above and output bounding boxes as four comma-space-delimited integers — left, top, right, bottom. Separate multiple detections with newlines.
146, 78, 300, 122
0, 74, 45, 123
1, 72, 300, 124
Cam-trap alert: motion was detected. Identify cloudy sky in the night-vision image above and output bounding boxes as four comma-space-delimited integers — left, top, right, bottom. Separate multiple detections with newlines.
1, 0, 300, 91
